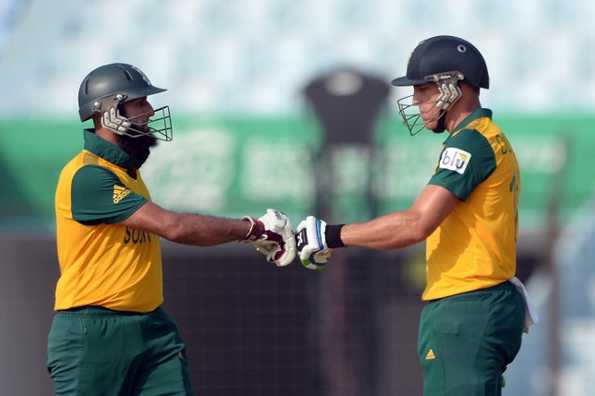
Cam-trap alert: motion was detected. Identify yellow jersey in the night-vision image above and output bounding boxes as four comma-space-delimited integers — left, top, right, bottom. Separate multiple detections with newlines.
54, 129, 163, 312
423, 108, 520, 301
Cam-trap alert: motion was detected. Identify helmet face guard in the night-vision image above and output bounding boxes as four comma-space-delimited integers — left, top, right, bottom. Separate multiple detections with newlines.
396, 71, 464, 136
101, 96, 173, 141
396, 94, 424, 136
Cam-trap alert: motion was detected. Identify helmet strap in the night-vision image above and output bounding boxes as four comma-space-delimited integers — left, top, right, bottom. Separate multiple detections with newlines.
432, 111, 447, 133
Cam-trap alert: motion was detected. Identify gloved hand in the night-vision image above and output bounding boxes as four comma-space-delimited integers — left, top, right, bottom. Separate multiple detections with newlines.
243, 209, 296, 267
295, 216, 334, 270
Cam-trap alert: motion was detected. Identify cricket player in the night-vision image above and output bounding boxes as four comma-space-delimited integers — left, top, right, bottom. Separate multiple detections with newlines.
296, 36, 534, 396
47, 63, 295, 395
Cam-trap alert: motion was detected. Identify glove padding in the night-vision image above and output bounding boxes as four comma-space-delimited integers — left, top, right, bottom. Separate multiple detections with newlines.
296, 216, 332, 270
243, 209, 296, 267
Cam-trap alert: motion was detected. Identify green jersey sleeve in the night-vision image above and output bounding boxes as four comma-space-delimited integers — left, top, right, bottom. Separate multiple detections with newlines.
428, 129, 496, 200
71, 165, 147, 225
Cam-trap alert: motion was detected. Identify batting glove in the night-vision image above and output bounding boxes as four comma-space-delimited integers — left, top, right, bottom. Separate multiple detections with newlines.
243, 209, 296, 267
296, 216, 344, 270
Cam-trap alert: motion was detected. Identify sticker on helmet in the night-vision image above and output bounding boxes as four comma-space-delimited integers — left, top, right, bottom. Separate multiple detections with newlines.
439, 147, 471, 174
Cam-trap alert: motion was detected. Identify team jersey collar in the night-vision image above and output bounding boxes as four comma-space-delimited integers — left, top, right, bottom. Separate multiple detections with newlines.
452, 107, 492, 132
83, 129, 141, 170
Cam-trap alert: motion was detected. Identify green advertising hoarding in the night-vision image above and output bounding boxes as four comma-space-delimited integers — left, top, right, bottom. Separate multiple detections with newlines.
0, 113, 593, 233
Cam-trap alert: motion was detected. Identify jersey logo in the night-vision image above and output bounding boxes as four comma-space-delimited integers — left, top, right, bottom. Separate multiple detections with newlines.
439, 147, 471, 175
425, 349, 436, 360
113, 185, 131, 204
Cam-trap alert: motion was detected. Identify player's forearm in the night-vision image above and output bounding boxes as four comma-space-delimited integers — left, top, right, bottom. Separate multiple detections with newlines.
166, 213, 250, 246
341, 209, 427, 250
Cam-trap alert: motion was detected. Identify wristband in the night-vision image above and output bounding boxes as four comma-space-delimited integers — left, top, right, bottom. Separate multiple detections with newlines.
325, 224, 345, 248
241, 216, 264, 241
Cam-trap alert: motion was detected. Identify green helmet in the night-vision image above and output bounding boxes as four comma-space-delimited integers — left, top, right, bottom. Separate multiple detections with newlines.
78, 63, 173, 141
392, 36, 489, 135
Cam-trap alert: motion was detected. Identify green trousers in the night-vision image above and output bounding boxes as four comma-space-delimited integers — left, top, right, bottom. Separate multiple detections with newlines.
418, 281, 525, 396
47, 306, 194, 396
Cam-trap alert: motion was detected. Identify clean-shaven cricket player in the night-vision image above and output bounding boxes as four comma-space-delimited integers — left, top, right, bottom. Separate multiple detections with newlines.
47, 63, 296, 395
296, 36, 535, 396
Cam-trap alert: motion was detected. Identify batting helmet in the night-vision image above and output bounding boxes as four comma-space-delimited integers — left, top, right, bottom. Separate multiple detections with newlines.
391, 35, 489, 89
78, 63, 172, 141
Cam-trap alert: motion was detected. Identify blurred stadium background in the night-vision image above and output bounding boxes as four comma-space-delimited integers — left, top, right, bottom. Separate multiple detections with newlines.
1, 0, 595, 395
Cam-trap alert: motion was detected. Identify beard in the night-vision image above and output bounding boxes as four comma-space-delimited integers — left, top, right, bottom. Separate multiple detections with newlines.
117, 127, 158, 168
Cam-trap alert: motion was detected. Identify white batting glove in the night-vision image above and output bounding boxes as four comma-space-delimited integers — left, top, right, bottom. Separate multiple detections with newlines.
296, 216, 333, 270
243, 209, 296, 267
